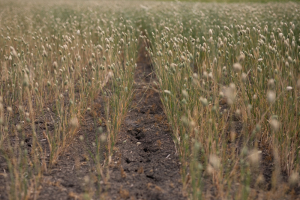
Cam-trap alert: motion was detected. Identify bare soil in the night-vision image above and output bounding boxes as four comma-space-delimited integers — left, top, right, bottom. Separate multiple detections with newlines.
106, 42, 185, 200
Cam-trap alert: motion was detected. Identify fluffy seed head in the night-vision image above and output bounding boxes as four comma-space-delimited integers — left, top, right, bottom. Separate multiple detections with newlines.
241, 72, 247, 82
7, 107, 12, 112
238, 53, 245, 62
70, 117, 79, 128
257, 174, 265, 184
224, 83, 236, 105
100, 134, 106, 142
23, 74, 29, 87
267, 90, 276, 103
269, 117, 280, 132
248, 149, 262, 166
10, 46, 17, 57
286, 86, 293, 91
200, 97, 208, 106
53, 61, 58, 68
209, 29, 213, 36
182, 90, 189, 99
164, 90, 171, 95
209, 154, 220, 169
289, 172, 299, 187
233, 63, 242, 72
193, 73, 198, 79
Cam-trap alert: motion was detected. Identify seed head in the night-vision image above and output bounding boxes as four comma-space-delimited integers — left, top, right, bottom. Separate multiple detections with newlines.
7, 107, 12, 112
209, 154, 220, 169
193, 73, 198, 79
257, 174, 265, 184
182, 90, 189, 99
53, 61, 58, 68
181, 116, 189, 126
100, 134, 107, 142
200, 97, 208, 106
79, 135, 84, 141
10, 46, 17, 57
23, 74, 29, 87
108, 71, 114, 78
228, 127, 236, 140
248, 149, 262, 166
285, 61, 289, 67
267, 90, 276, 103
238, 53, 245, 62
289, 172, 299, 187
70, 117, 79, 128
208, 72, 213, 79
42, 50, 47, 57
241, 73, 247, 82
233, 63, 242, 72
269, 117, 280, 132
235, 109, 241, 117
213, 57, 217, 65
164, 90, 171, 95
16, 124, 22, 132
84, 175, 90, 183
286, 86, 293, 91
224, 83, 236, 105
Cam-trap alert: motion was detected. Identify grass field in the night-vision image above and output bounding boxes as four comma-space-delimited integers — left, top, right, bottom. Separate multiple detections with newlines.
0, 0, 299, 199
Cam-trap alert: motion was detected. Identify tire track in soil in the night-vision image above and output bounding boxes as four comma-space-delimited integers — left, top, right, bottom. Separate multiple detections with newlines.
108, 40, 186, 200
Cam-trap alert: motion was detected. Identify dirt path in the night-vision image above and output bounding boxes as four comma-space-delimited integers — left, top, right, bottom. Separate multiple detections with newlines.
107, 41, 186, 200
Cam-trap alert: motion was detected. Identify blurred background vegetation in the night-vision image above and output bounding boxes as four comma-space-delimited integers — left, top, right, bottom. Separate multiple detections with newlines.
146, 0, 299, 2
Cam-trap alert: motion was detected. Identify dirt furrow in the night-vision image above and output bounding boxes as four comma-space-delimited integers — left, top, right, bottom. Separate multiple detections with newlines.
108, 41, 186, 200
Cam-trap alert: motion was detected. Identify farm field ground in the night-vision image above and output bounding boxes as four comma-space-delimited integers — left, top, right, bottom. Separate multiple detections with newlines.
0, 0, 300, 199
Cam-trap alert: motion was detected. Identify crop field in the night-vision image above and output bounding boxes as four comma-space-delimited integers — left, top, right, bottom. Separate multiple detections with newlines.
0, 0, 299, 199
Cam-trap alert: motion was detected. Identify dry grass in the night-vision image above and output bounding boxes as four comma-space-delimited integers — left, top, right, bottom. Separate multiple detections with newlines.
0, 0, 299, 199
0, 0, 139, 199
141, 1, 300, 199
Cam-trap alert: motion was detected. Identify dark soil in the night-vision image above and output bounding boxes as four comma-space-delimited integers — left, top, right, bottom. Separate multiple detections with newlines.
106, 41, 185, 200
0, 156, 7, 200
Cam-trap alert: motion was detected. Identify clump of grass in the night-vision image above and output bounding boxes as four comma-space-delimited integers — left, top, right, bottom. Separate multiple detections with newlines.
0, 1, 141, 199
141, 1, 300, 199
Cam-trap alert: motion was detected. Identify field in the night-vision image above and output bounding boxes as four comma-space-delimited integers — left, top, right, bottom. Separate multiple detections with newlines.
0, 0, 299, 199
